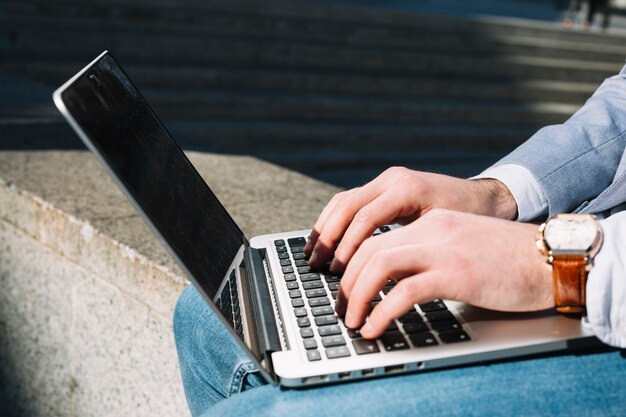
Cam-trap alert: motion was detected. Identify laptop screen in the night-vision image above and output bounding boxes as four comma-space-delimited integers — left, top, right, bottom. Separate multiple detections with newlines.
56, 53, 246, 299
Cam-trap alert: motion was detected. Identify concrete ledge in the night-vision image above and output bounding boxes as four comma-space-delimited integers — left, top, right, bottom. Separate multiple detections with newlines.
0, 150, 338, 416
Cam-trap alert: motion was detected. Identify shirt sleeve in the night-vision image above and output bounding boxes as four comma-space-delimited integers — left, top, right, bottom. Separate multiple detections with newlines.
584, 211, 626, 348
472, 164, 548, 222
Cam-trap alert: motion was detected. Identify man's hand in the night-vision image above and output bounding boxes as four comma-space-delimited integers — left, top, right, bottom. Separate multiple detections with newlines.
336, 209, 553, 339
304, 167, 518, 272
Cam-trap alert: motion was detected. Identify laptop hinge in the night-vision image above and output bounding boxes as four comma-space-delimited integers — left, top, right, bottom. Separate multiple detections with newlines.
244, 246, 282, 376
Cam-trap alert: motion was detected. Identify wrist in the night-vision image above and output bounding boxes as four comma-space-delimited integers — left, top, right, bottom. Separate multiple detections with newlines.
470, 179, 518, 220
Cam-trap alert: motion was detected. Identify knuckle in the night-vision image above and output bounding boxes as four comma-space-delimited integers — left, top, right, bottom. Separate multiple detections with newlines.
354, 204, 372, 224
384, 166, 409, 179
424, 208, 455, 228
368, 249, 392, 273
396, 279, 421, 301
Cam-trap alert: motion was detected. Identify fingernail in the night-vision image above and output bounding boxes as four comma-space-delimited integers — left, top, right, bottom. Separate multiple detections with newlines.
344, 310, 355, 328
329, 258, 339, 272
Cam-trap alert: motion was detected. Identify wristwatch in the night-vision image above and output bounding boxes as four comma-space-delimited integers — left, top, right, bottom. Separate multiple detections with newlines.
536, 214, 603, 314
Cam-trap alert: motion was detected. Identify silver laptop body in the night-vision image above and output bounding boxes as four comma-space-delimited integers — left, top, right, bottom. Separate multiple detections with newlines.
53, 51, 600, 388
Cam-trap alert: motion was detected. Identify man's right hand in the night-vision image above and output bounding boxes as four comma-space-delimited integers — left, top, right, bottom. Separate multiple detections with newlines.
304, 167, 518, 272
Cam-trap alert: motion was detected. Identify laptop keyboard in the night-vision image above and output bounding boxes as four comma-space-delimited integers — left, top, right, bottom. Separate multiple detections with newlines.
216, 270, 244, 338
275, 232, 471, 362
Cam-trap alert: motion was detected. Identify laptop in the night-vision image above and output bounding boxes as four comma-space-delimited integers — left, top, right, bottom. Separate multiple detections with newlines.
53, 51, 600, 388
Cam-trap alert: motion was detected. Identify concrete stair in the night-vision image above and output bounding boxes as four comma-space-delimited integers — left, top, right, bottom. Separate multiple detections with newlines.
2, 0, 625, 186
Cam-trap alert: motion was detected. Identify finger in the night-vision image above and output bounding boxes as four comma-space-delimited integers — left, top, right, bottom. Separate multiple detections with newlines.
360, 271, 442, 339
343, 245, 432, 328
337, 225, 418, 315
308, 185, 383, 267
330, 191, 404, 273
304, 191, 348, 256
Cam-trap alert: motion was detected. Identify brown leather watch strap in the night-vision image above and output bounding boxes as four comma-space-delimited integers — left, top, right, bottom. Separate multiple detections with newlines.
552, 255, 587, 314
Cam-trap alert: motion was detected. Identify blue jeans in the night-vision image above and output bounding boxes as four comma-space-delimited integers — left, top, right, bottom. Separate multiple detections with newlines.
174, 286, 626, 417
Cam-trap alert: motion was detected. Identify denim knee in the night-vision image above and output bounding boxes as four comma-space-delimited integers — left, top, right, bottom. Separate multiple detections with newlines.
173, 284, 203, 346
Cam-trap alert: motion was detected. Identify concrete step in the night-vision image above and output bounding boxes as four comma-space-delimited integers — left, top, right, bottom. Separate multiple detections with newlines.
2, 42, 619, 85
0, 60, 599, 106
167, 121, 535, 152
7, 0, 626, 47
4, 10, 626, 64
144, 91, 577, 126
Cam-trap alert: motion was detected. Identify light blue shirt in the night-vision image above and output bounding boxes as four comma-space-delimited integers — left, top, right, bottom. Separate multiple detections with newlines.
474, 63, 626, 347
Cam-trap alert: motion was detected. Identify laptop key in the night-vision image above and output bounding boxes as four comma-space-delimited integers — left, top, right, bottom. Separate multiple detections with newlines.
425, 311, 455, 322
352, 338, 380, 355
294, 307, 307, 317
409, 332, 439, 347
430, 319, 463, 332
294, 259, 308, 267
419, 299, 447, 312
439, 330, 471, 344
288, 237, 307, 247
300, 327, 314, 338
284, 273, 297, 282
322, 335, 346, 347
311, 306, 334, 316
297, 266, 312, 274
220, 284, 230, 303
399, 311, 423, 323
290, 246, 305, 254
297, 317, 311, 328
292, 298, 305, 308
276, 245, 287, 253
286, 281, 299, 290
315, 315, 338, 326
347, 328, 362, 338
327, 282, 340, 291
324, 275, 341, 283
303, 280, 323, 290
402, 321, 429, 334
380, 331, 409, 351
331, 290, 338, 299
304, 338, 318, 350
305, 288, 327, 298
326, 346, 350, 359
292, 252, 307, 260
289, 289, 302, 299
386, 321, 398, 331
280, 259, 292, 266
278, 252, 290, 259
318, 324, 342, 337
300, 273, 321, 282
309, 297, 330, 307
282, 266, 294, 274
307, 350, 322, 361
274, 239, 285, 246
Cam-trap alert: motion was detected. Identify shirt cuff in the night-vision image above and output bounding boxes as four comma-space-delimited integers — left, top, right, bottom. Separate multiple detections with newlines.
584, 212, 626, 348
472, 164, 548, 222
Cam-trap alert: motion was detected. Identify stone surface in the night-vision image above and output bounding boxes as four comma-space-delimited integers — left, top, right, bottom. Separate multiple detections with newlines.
0, 150, 338, 417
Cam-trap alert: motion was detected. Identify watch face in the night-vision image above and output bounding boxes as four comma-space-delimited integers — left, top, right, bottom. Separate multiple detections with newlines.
544, 214, 600, 252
